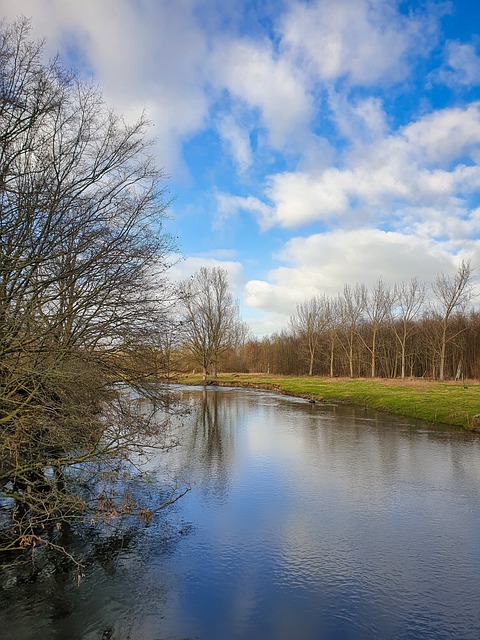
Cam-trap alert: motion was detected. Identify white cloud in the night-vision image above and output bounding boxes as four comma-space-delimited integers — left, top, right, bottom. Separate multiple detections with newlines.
244, 279, 300, 314
216, 114, 253, 173
439, 41, 480, 87
2, 0, 210, 178
328, 93, 388, 144
230, 102, 480, 230
215, 193, 274, 230
279, 0, 436, 86
242, 229, 479, 330
211, 37, 312, 149
265, 169, 351, 226
278, 229, 455, 287
403, 103, 480, 165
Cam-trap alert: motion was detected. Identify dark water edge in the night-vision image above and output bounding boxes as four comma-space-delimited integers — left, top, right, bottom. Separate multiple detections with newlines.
1, 384, 480, 640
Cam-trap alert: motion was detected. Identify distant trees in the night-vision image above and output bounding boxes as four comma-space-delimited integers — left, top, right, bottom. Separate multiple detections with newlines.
174, 262, 477, 382
0, 19, 181, 564
222, 263, 478, 381
180, 267, 248, 379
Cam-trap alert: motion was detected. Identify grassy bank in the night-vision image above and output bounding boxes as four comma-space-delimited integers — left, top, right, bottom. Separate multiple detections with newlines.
175, 373, 480, 430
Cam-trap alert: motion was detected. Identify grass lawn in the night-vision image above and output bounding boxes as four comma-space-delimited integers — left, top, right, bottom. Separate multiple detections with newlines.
175, 373, 480, 431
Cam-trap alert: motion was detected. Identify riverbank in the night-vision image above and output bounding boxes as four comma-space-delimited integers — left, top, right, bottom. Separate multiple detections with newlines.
175, 373, 480, 431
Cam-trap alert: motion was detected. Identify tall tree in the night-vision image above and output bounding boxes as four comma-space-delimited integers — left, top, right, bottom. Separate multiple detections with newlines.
393, 277, 426, 379
290, 294, 330, 376
339, 284, 365, 378
432, 259, 475, 380
181, 267, 245, 379
361, 279, 394, 378
0, 19, 181, 564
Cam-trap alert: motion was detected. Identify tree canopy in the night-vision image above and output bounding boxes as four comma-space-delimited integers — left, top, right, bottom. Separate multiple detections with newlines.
0, 18, 181, 568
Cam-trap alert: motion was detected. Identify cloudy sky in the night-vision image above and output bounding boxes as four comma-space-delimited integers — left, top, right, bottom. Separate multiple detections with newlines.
4, 0, 480, 335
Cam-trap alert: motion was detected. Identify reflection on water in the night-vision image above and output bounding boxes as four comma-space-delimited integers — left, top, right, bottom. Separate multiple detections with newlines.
2, 385, 480, 639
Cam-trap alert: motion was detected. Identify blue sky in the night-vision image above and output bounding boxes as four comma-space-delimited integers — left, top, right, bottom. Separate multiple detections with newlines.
4, 0, 480, 335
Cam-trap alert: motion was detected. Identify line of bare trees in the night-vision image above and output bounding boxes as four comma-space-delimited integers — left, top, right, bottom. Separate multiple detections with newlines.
155, 260, 477, 383
218, 261, 478, 381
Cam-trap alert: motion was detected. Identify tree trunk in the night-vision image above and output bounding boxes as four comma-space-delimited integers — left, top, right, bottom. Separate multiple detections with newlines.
329, 336, 335, 378
439, 323, 447, 381
371, 328, 377, 378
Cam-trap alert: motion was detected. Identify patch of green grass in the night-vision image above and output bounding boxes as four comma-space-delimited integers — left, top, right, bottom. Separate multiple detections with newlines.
175, 373, 480, 430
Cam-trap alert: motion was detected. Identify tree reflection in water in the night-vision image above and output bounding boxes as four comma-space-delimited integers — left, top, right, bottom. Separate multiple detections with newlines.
182, 387, 238, 499
4, 386, 480, 640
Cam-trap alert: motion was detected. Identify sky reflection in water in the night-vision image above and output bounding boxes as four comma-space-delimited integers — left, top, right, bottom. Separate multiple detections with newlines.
2, 385, 480, 640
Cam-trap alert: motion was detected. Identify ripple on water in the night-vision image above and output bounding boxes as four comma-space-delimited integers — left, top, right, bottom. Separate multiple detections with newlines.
3, 387, 480, 639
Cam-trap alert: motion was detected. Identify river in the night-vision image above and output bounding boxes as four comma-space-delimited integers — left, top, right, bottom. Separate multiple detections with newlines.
1, 385, 480, 639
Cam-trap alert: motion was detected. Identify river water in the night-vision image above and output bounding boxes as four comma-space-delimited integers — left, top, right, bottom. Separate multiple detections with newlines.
2, 385, 480, 639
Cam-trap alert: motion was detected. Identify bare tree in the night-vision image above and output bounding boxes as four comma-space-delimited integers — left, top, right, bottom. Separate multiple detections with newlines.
289, 295, 330, 376
327, 296, 340, 378
0, 19, 184, 567
181, 267, 245, 379
361, 279, 395, 378
432, 259, 475, 380
339, 284, 365, 378
393, 277, 426, 379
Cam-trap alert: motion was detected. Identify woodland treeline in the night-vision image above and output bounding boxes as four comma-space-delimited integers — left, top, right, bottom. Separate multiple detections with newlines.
226, 264, 477, 381
171, 261, 478, 382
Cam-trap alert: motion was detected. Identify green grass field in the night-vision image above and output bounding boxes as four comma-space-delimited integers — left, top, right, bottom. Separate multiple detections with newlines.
176, 373, 480, 430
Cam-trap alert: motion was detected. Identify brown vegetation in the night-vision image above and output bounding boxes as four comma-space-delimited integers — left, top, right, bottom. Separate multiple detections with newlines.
0, 19, 182, 568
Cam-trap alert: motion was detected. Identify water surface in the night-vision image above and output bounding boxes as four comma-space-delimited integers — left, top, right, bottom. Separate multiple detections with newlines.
2, 385, 480, 639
